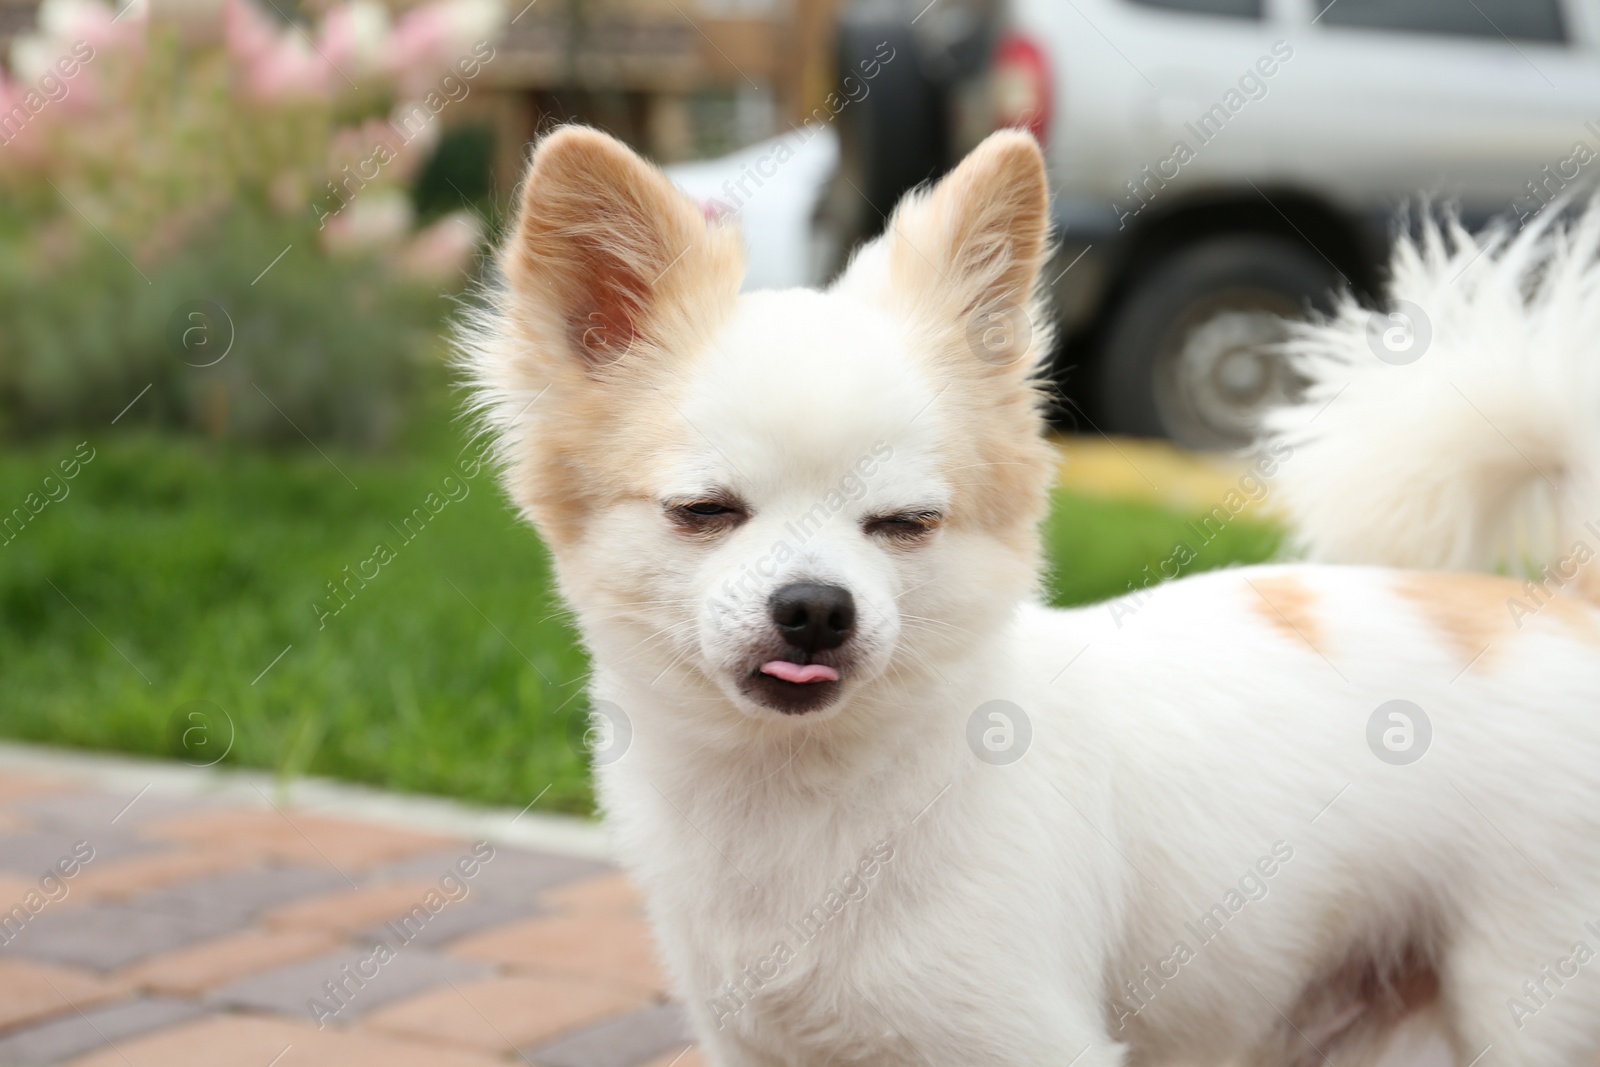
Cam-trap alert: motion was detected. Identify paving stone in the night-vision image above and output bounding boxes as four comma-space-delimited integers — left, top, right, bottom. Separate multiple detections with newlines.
361, 973, 651, 1054
14, 792, 207, 833
126, 865, 349, 926
450, 910, 667, 994
364, 847, 609, 906
526, 1004, 691, 1067
263, 881, 442, 934
121, 929, 342, 997
354, 894, 540, 949
63, 1013, 507, 1067
0, 778, 75, 805
140, 810, 457, 870
0, 996, 202, 1066
207, 945, 493, 1023
73, 850, 258, 903
0, 877, 55, 914
3, 904, 236, 970
540, 873, 647, 917
0, 831, 153, 878
0, 959, 130, 1035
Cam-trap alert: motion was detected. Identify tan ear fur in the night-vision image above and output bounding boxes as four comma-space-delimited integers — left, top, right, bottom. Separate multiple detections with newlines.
470, 125, 743, 545
882, 130, 1052, 369
502, 125, 742, 372
866, 131, 1057, 550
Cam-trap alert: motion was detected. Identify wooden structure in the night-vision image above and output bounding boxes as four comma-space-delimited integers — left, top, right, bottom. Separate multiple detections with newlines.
466, 0, 842, 192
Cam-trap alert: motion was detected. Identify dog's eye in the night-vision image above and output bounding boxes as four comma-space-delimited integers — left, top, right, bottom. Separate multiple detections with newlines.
666, 497, 747, 533
865, 511, 942, 543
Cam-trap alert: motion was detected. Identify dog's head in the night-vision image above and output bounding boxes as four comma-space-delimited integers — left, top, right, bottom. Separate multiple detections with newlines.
465, 126, 1055, 721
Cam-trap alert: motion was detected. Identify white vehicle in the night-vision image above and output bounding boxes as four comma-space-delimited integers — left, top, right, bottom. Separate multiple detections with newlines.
831, 0, 1600, 447
667, 127, 840, 292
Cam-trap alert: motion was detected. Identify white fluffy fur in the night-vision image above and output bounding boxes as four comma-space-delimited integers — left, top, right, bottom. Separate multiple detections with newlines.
466, 132, 1600, 1066
1263, 203, 1600, 579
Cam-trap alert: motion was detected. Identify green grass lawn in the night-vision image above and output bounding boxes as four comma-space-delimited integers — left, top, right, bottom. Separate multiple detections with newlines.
0, 426, 1279, 815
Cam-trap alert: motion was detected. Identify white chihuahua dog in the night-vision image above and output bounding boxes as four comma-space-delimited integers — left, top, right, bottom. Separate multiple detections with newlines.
463, 126, 1600, 1066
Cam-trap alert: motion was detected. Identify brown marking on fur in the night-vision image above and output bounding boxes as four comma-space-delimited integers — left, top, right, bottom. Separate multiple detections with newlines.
1266, 945, 1441, 1067
1397, 570, 1600, 674
1533, 590, 1600, 648
1397, 572, 1513, 670
1247, 575, 1327, 655
1575, 565, 1600, 606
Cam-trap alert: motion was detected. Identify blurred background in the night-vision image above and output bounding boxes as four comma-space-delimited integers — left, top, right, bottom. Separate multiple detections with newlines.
0, 0, 1591, 816
0, 7, 1585, 1061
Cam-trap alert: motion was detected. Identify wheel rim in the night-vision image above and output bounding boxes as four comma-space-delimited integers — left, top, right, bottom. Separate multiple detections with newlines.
1151, 290, 1302, 450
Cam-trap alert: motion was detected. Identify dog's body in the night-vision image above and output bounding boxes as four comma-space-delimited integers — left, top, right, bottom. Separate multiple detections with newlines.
465, 127, 1600, 1065
609, 565, 1600, 1066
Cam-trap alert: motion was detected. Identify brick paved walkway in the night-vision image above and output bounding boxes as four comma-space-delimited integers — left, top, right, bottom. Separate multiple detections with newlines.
0, 770, 703, 1067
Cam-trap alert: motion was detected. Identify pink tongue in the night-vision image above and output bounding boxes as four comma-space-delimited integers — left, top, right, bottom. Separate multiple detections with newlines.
761, 661, 840, 684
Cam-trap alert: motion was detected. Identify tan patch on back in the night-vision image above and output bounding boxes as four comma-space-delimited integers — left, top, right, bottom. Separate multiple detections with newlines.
1395, 572, 1509, 669
1573, 565, 1600, 608
1510, 579, 1600, 649
1247, 575, 1327, 654
1396, 571, 1600, 673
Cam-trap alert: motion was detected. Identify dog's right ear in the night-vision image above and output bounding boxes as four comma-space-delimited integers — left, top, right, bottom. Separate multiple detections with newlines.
500, 126, 742, 374
832, 131, 1050, 376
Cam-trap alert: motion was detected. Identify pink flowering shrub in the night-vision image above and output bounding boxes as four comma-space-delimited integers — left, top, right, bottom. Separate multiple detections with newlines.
0, 0, 503, 446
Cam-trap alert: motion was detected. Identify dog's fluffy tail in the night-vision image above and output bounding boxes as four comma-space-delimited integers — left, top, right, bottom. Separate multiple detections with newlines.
1262, 201, 1600, 592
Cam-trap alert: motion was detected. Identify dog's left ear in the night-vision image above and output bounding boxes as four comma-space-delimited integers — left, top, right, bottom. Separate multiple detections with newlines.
840, 131, 1050, 369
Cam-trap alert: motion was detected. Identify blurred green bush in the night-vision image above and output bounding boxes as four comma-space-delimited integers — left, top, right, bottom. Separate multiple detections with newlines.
0, 0, 499, 447
0, 214, 446, 447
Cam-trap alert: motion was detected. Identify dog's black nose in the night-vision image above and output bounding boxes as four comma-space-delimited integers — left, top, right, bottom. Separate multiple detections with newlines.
769, 583, 856, 653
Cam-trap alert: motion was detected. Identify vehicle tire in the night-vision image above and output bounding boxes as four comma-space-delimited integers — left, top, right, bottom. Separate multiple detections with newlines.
1096, 236, 1343, 450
